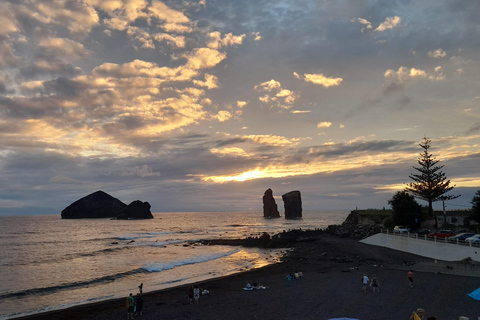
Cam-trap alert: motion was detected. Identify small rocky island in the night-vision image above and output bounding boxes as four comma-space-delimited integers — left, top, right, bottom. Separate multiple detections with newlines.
61, 190, 153, 219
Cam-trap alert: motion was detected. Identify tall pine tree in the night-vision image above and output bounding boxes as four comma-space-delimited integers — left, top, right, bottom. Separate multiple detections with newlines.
405, 137, 459, 217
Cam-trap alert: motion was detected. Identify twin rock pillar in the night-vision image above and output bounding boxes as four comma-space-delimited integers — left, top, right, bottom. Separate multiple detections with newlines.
263, 189, 302, 219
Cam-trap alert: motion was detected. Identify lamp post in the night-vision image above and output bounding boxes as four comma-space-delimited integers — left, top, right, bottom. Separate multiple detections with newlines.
442, 199, 447, 229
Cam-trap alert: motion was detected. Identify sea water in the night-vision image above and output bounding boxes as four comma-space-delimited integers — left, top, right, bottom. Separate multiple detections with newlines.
0, 210, 349, 319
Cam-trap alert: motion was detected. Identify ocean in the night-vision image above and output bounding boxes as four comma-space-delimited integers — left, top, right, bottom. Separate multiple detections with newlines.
0, 210, 349, 319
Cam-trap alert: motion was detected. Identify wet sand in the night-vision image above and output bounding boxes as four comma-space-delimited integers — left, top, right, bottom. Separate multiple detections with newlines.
15, 234, 480, 320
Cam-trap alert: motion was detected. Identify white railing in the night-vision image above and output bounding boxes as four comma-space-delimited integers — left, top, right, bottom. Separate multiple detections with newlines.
381, 229, 480, 247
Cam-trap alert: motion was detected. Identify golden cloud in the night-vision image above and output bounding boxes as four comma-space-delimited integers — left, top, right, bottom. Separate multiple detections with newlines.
193, 73, 218, 89
317, 121, 332, 128
374, 16, 401, 32
184, 48, 227, 70
303, 73, 343, 87
208, 31, 246, 49
384, 66, 427, 82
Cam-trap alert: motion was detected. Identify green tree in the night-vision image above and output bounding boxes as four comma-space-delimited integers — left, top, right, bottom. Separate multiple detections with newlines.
470, 190, 480, 224
405, 137, 460, 217
388, 191, 424, 228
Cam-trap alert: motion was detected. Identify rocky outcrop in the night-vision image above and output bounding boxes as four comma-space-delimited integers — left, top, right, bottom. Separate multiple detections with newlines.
117, 200, 153, 220
61, 190, 127, 219
263, 188, 280, 218
282, 190, 302, 219
329, 210, 382, 239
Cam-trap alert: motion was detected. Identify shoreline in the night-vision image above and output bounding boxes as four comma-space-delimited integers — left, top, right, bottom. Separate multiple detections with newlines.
11, 233, 480, 320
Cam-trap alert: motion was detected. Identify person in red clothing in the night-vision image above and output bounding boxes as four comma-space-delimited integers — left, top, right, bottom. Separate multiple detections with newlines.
407, 270, 414, 287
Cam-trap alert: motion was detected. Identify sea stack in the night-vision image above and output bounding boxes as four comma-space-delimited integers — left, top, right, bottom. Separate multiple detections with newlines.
282, 190, 302, 219
117, 200, 153, 219
61, 190, 127, 219
263, 188, 280, 218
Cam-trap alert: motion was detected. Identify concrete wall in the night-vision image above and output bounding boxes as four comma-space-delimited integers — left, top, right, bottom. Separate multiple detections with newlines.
360, 233, 480, 262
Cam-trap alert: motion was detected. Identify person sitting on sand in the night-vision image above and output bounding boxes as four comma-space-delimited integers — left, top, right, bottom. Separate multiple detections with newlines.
297, 270, 303, 278
253, 282, 266, 289
294, 272, 299, 279
409, 308, 425, 320
193, 285, 200, 304
285, 274, 293, 280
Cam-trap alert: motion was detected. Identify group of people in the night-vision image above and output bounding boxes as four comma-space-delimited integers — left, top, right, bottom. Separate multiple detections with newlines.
244, 281, 267, 290
126, 292, 144, 319
284, 270, 303, 280
361, 270, 416, 293
188, 285, 209, 304
361, 273, 380, 293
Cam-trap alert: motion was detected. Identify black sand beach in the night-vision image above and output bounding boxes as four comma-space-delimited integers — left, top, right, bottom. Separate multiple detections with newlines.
15, 234, 480, 320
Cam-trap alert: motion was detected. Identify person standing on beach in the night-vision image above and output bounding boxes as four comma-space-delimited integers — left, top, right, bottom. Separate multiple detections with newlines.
126, 293, 135, 319
188, 286, 194, 304
135, 293, 144, 316
361, 274, 369, 293
370, 274, 379, 293
407, 270, 414, 287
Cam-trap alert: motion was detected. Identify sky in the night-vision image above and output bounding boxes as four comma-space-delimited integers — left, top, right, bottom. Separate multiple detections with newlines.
1, 0, 479, 215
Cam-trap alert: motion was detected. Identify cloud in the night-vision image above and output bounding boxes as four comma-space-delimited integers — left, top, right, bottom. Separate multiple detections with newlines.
317, 122, 332, 128
36, 0, 100, 35
351, 18, 372, 32
153, 33, 186, 48
219, 133, 300, 147
121, 165, 161, 177
237, 101, 248, 108
384, 66, 427, 82
301, 73, 343, 87
49, 175, 79, 184
0, 42, 19, 67
374, 16, 401, 32
215, 110, 233, 122
252, 32, 262, 41
291, 110, 310, 114
184, 48, 227, 70
254, 79, 298, 109
428, 48, 447, 59
193, 73, 219, 89
38, 37, 90, 59
208, 32, 246, 49
210, 147, 252, 158
148, 0, 192, 33
254, 79, 281, 91
0, 3, 18, 36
